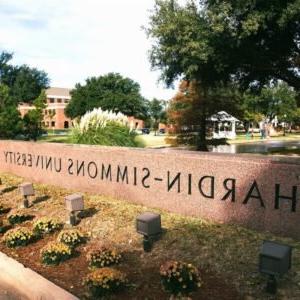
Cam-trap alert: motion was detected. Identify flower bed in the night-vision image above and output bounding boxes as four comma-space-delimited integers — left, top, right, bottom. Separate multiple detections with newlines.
57, 229, 85, 248
160, 260, 202, 296
41, 241, 72, 265
33, 217, 62, 235
0, 204, 10, 215
8, 210, 34, 225
87, 246, 122, 268
84, 268, 127, 297
0, 172, 292, 299
3, 227, 36, 247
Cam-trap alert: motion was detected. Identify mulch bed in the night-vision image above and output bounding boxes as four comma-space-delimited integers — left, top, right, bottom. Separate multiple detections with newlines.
0, 234, 241, 299
0, 175, 241, 300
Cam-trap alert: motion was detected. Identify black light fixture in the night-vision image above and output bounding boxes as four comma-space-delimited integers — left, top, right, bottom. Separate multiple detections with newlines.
65, 194, 84, 226
259, 240, 292, 294
19, 183, 35, 208
136, 212, 162, 252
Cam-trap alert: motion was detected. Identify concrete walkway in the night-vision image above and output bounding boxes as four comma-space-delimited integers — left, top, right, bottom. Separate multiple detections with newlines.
0, 283, 28, 300
0, 252, 78, 300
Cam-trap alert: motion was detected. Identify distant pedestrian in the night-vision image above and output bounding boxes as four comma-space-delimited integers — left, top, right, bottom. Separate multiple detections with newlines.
259, 121, 264, 139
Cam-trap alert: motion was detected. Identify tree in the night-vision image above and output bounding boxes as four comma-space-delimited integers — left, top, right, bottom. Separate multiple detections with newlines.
65, 73, 148, 120
0, 52, 13, 81
10, 65, 49, 103
23, 90, 46, 141
0, 84, 23, 138
146, 0, 300, 149
148, 98, 167, 135
0, 51, 49, 103
243, 82, 299, 133
146, 0, 238, 150
168, 80, 243, 144
203, 0, 300, 91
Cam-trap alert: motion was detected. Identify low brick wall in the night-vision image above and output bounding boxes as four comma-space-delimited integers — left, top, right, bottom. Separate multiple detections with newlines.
0, 140, 299, 239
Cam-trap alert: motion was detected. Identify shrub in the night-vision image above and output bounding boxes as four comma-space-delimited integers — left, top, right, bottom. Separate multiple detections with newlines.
8, 210, 34, 225
87, 247, 122, 268
57, 229, 85, 248
41, 242, 72, 265
0, 219, 4, 233
3, 227, 35, 247
84, 268, 127, 297
33, 217, 62, 235
160, 261, 202, 296
71, 108, 138, 147
0, 205, 10, 215
0, 219, 12, 234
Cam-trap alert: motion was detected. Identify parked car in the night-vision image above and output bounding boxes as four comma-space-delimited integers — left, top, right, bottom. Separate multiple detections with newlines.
141, 128, 150, 134
159, 128, 166, 134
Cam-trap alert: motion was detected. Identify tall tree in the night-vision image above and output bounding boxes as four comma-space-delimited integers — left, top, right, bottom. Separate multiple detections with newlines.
23, 90, 47, 141
149, 98, 167, 135
65, 73, 148, 119
146, 0, 236, 150
0, 84, 23, 138
203, 0, 300, 91
168, 81, 243, 141
0, 51, 49, 103
244, 82, 299, 126
146, 0, 300, 150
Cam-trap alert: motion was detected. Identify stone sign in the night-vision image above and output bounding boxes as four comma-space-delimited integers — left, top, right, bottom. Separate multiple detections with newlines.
0, 141, 299, 238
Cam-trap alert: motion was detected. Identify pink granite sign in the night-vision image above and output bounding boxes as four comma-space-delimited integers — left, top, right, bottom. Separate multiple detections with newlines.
0, 140, 299, 238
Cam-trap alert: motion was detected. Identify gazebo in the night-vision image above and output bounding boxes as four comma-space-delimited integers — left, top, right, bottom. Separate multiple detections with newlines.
208, 111, 240, 139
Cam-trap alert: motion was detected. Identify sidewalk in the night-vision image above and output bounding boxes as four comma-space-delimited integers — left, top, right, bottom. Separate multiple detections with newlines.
0, 283, 28, 300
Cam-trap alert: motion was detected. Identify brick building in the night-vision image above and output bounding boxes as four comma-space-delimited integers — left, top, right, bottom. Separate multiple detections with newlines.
18, 87, 72, 130
18, 87, 144, 130
127, 116, 144, 130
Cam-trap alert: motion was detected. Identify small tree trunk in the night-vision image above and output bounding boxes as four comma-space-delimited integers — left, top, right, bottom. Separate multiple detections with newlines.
197, 112, 208, 151
196, 85, 208, 151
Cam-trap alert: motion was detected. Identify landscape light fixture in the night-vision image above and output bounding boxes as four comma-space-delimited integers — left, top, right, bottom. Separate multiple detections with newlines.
259, 240, 292, 294
19, 182, 35, 208
65, 194, 84, 226
136, 212, 162, 252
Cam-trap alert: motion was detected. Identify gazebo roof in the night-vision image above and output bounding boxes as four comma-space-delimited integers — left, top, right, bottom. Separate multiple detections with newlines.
208, 111, 240, 122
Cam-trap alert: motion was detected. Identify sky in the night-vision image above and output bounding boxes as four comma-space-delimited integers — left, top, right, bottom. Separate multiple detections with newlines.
0, 0, 182, 100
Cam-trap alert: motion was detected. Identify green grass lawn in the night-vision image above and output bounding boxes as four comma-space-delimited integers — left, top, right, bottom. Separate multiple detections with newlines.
39, 131, 175, 148
229, 132, 300, 144
38, 134, 71, 143
135, 133, 175, 148
37, 130, 300, 153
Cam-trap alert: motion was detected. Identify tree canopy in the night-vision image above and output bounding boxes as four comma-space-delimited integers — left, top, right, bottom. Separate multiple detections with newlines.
0, 83, 23, 138
148, 98, 167, 133
146, 0, 300, 149
147, 0, 300, 91
23, 90, 47, 141
0, 51, 49, 103
203, 0, 300, 91
65, 73, 148, 119
243, 82, 299, 123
